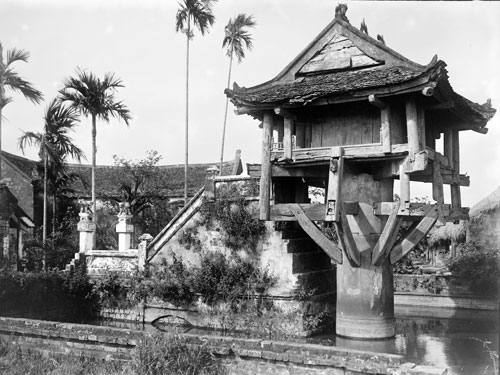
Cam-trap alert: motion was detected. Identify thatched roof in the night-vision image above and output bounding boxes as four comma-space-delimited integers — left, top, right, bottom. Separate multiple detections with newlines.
469, 186, 500, 223
428, 221, 466, 247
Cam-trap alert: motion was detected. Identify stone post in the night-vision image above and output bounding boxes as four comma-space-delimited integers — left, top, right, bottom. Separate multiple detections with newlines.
335, 170, 395, 339
77, 200, 96, 253
205, 166, 218, 201
137, 233, 153, 271
116, 202, 133, 251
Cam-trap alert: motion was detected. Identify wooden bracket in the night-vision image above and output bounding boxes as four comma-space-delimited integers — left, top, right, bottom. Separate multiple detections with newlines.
371, 200, 402, 266
325, 147, 344, 222
334, 204, 361, 267
290, 204, 342, 264
389, 205, 439, 264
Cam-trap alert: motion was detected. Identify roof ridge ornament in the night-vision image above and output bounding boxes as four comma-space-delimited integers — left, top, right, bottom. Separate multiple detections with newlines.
335, 3, 349, 24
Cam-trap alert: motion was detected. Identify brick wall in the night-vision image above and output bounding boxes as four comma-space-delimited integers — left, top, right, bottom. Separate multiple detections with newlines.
0, 316, 447, 375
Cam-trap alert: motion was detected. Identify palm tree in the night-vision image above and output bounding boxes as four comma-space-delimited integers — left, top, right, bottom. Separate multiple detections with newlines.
219, 14, 256, 174
0, 42, 43, 179
176, 0, 217, 205
58, 68, 131, 222
19, 99, 83, 267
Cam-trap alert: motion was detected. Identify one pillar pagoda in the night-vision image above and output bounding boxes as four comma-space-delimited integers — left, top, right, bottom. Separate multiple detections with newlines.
226, 6, 496, 339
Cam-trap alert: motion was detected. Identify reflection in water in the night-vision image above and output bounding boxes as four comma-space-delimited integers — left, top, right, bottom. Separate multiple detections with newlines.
309, 309, 498, 375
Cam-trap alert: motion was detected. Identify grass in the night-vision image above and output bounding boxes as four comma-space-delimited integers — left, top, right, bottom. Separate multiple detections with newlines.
0, 341, 132, 375
0, 333, 226, 375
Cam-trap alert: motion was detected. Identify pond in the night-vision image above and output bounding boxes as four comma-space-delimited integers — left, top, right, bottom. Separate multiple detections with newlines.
5, 306, 498, 375
310, 308, 499, 375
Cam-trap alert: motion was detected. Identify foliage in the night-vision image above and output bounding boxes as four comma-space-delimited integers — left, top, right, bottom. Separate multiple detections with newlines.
95, 203, 118, 250
103, 150, 174, 238
150, 255, 196, 307
448, 242, 500, 296
200, 184, 265, 250
0, 263, 97, 321
0, 42, 44, 179
0, 340, 132, 375
175, 0, 217, 40
193, 252, 275, 306
133, 332, 226, 375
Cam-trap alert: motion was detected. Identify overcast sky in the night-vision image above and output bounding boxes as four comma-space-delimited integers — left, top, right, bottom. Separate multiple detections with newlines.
1, 0, 499, 206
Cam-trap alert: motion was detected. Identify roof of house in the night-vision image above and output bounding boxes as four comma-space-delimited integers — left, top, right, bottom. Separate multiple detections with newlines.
1, 150, 240, 199
226, 12, 495, 130
469, 186, 500, 223
66, 161, 236, 199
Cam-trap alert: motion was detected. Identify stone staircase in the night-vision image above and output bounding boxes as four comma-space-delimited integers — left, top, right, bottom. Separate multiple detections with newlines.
279, 224, 336, 296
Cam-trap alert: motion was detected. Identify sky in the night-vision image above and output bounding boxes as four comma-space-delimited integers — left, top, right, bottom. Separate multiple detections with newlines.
0, 0, 499, 207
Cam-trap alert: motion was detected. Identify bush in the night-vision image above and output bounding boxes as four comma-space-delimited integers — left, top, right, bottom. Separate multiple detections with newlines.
133, 333, 226, 375
199, 184, 265, 251
150, 256, 196, 307
449, 242, 500, 296
193, 252, 276, 307
0, 263, 97, 322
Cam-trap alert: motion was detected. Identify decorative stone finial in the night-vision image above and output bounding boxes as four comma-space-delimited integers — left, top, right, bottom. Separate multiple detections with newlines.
335, 3, 349, 23
78, 199, 93, 222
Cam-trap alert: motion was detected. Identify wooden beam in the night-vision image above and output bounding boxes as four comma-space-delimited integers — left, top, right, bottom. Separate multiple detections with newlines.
368, 94, 386, 109
372, 200, 402, 266
451, 129, 461, 209
290, 204, 342, 264
421, 87, 434, 97
325, 148, 344, 222
399, 164, 410, 213
270, 203, 325, 221
259, 112, 273, 220
335, 205, 361, 266
390, 205, 439, 264
406, 96, 420, 156
283, 117, 293, 159
432, 160, 445, 223
426, 101, 454, 111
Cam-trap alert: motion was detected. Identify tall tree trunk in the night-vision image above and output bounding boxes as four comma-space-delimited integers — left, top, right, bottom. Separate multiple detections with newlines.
219, 50, 234, 175
184, 22, 190, 206
52, 189, 56, 251
0, 105, 3, 181
42, 154, 47, 270
92, 114, 97, 224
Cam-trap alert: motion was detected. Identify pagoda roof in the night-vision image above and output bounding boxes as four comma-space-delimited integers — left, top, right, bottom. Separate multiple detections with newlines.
226, 14, 495, 131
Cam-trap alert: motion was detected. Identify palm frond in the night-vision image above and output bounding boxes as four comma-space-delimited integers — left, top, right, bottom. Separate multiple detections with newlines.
3, 68, 43, 104
5, 48, 30, 65
175, 0, 217, 38
59, 67, 131, 124
223, 13, 256, 63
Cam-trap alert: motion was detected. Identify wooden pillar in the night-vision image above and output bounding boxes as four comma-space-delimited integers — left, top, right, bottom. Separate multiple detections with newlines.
369, 95, 391, 153
276, 118, 284, 144
284, 117, 293, 159
295, 122, 305, 148
443, 129, 453, 168
405, 97, 420, 156
417, 106, 426, 150
451, 129, 461, 208
259, 112, 273, 220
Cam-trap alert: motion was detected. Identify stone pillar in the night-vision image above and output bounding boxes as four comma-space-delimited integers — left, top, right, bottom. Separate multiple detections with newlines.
335, 170, 395, 339
116, 202, 133, 251
77, 200, 96, 252
138, 233, 153, 271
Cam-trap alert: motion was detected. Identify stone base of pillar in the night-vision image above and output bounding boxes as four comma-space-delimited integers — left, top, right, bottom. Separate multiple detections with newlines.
336, 316, 395, 339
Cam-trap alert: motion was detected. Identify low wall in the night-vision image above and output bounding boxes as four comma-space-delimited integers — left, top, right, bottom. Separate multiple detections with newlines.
0, 316, 447, 375
394, 274, 498, 311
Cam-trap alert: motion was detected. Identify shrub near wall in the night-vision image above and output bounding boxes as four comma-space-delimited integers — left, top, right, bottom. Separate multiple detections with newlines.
0, 264, 97, 322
